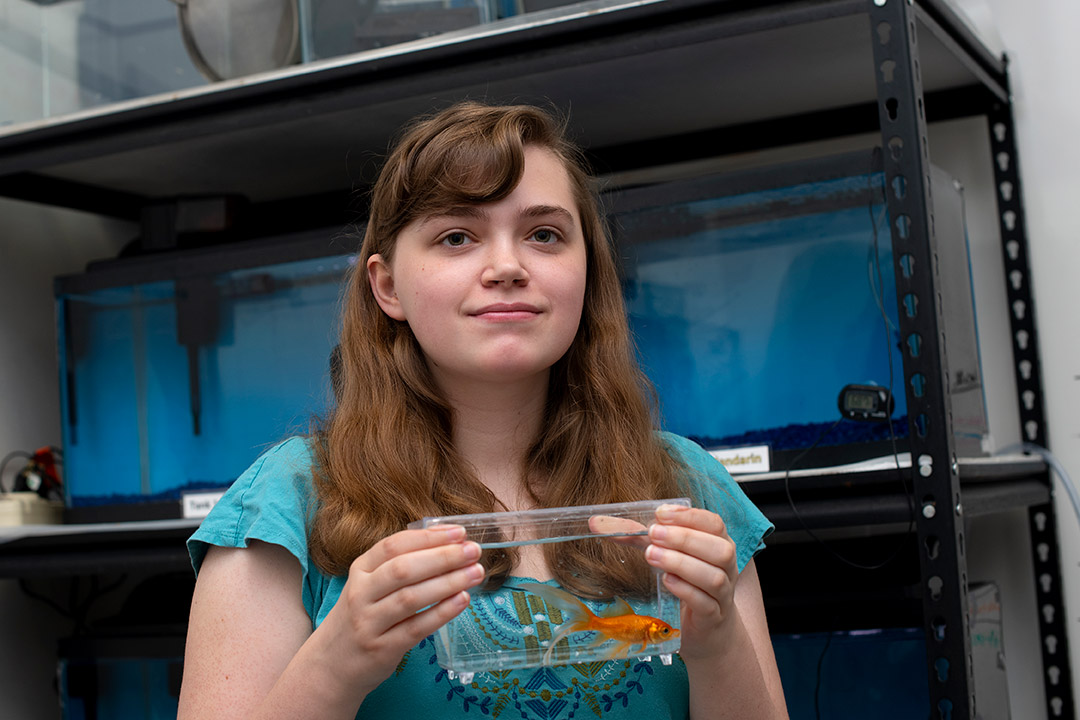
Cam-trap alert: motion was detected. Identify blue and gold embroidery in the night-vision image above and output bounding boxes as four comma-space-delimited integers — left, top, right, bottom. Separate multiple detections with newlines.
393, 585, 677, 719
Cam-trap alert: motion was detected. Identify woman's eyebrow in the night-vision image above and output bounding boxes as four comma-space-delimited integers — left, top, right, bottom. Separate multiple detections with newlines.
439, 205, 489, 219
521, 205, 575, 223
422, 204, 575, 224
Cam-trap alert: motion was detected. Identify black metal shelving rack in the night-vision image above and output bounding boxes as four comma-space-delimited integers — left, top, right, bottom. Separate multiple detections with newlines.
0, 1, 1071, 716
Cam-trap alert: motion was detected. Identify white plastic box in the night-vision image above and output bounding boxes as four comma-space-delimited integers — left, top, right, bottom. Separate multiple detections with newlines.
409, 498, 688, 683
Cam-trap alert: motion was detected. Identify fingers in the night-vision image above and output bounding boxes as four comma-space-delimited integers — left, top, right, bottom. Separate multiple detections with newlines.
650, 506, 736, 572
353, 524, 470, 573
587, 515, 650, 549
345, 527, 485, 639
645, 507, 738, 612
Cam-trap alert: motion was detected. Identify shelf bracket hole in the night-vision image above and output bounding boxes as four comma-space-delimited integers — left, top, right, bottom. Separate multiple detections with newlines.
888, 136, 904, 161
1043, 604, 1056, 624
902, 293, 918, 318
996, 151, 1010, 172
1016, 328, 1029, 350
1040, 573, 1053, 593
1009, 269, 1023, 291
1006, 239, 1020, 260
925, 535, 940, 560
885, 97, 899, 122
1023, 389, 1035, 411
915, 413, 929, 438
928, 575, 943, 601
937, 697, 954, 720
879, 59, 896, 83
899, 253, 915, 278
1019, 359, 1032, 380
1037, 541, 1050, 562
877, 20, 892, 44
1012, 299, 1026, 320
932, 617, 946, 642
1003, 210, 1017, 231
895, 214, 910, 239
891, 174, 907, 200
999, 180, 1013, 202
906, 332, 922, 357
1026, 419, 1039, 441
934, 657, 950, 682
1046, 635, 1058, 655
911, 373, 926, 398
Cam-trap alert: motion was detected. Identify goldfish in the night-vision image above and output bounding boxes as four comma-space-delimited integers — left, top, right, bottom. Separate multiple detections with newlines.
518, 582, 679, 665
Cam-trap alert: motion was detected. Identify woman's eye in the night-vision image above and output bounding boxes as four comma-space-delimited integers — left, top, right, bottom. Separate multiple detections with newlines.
442, 232, 470, 247
531, 229, 558, 244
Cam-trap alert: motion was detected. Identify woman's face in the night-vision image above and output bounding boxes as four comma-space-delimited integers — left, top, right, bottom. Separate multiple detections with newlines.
368, 146, 588, 391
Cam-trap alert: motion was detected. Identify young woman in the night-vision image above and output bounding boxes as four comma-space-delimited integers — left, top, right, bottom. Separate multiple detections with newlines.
179, 101, 788, 719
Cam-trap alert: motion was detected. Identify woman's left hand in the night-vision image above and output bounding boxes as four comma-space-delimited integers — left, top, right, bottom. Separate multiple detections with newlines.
645, 504, 740, 661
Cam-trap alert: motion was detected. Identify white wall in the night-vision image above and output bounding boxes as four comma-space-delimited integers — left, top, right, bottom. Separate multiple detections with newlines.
969, 0, 1080, 714
0, 198, 132, 719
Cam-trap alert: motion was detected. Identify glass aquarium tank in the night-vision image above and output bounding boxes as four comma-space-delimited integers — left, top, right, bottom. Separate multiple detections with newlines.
608, 150, 988, 470
55, 232, 354, 520
0, 0, 538, 129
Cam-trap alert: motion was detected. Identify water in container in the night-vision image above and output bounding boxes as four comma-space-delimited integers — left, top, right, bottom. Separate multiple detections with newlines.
409, 498, 688, 681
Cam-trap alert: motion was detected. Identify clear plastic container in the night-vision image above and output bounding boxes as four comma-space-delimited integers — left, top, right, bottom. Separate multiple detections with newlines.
409, 498, 688, 683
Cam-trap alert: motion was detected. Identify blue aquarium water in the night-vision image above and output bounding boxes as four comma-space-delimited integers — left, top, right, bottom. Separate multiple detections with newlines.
611, 159, 916, 463
771, 628, 930, 719
57, 250, 354, 512
60, 656, 180, 720
612, 153, 988, 464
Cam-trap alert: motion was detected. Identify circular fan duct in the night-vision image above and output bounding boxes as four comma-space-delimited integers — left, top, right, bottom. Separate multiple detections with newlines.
171, 0, 302, 82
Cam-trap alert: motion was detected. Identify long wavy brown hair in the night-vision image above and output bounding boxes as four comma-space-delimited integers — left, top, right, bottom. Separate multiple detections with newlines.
310, 101, 691, 597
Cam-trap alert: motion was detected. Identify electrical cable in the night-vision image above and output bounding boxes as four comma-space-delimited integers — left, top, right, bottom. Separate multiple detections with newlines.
999, 442, 1080, 528
814, 630, 834, 720
18, 574, 129, 636
782, 151, 915, 570
0, 451, 32, 493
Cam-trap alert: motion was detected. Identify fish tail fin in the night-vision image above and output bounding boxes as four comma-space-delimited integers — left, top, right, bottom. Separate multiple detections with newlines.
519, 583, 596, 666
518, 582, 595, 625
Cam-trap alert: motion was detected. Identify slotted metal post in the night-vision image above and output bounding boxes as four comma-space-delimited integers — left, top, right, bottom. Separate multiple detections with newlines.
988, 95, 1076, 720
867, 0, 973, 716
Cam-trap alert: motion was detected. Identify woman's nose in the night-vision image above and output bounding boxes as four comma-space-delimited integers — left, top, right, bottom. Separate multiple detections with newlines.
481, 240, 529, 286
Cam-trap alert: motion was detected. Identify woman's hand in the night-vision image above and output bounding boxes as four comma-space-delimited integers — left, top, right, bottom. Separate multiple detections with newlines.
180, 527, 484, 720
644, 504, 739, 661
320, 525, 486, 702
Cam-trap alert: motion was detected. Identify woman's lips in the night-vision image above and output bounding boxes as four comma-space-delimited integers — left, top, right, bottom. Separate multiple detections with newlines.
470, 303, 542, 321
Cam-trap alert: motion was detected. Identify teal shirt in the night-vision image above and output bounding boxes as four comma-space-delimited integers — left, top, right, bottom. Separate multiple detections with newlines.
188, 433, 773, 719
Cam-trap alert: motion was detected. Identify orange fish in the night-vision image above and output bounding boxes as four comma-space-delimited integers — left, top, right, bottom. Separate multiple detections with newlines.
519, 582, 680, 665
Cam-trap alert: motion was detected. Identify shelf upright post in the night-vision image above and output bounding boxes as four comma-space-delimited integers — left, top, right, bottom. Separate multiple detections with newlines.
867, 0, 973, 717
988, 92, 1076, 719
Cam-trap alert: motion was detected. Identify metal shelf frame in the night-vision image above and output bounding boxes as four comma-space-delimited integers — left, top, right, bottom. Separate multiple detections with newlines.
866, 1, 1071, 717
0, 0, 1070, 717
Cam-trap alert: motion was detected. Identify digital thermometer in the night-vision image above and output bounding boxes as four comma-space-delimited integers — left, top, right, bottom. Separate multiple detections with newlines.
838, 384, 894, 422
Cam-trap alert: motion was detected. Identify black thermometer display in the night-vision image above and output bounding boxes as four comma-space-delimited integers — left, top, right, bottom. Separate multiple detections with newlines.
838, 384, 894, 422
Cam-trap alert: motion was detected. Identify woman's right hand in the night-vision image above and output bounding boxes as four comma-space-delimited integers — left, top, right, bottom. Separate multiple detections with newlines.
180, 526, 483, 720
321, 524, 485, 700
